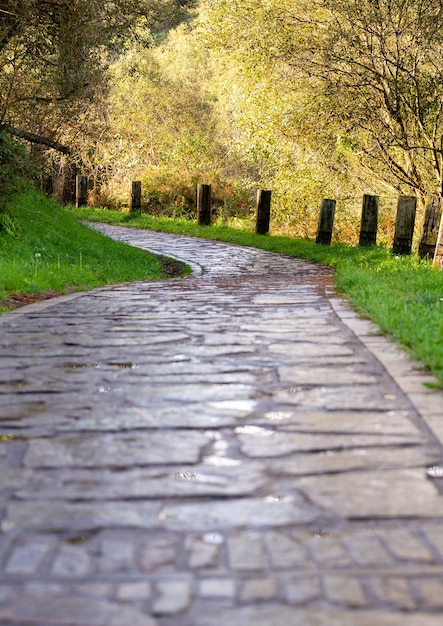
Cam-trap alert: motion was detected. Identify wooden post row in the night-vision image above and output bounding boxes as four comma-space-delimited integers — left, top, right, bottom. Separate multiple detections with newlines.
419, 195, 443, 259
392, 196, 417, 255
197, 184, 212, 226
75, 175, 88, 208
256, 190, 272, 235
316, 199, 336, 245
130, 181, 142, 213
359, 194, 379, 246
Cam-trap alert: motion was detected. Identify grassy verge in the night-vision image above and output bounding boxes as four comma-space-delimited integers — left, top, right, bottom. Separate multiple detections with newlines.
0, 189, 189, 313
72, 207, 443, 387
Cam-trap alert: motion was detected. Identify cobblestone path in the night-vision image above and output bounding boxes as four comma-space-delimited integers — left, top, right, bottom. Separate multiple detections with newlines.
1, 223, 443, 625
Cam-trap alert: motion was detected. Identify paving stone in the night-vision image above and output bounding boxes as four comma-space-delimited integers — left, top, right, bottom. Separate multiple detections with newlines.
19, 464, 267, 500
259, 409, 422, 436
303, 531, 353, 567
237, 427, 420, 458
116, 582, 152, 601
227, 532, 267, 570
282, 574, 323, 605
185, 535, 220, 569
139, 536, 177, 572
369, 577, 416, 609
159, 495, 322, 530
51, 544, 91, 576
323, 575, 367, 606
379, 528, 435, 562
5, 538, 53, 575
416, 579, 443, 607
268, 446, 437, 476
0, 596, 158, 625
23, 431, 212, 468
342, 535, 392, 566
194, 607, 443, 625
421, 525, 443, 558
198, 578, 236, 598
97, 537, 135, 573
296, 469, 443, 518
2, 501, 161, 532
264, 530, 308, 568
239, 577, 279, 602
278, 365, 378, 385
152, 578, 192, 614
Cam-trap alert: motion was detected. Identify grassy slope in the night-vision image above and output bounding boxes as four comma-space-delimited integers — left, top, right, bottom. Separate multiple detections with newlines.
72, 207, 443, 387
0, 190, 187, 312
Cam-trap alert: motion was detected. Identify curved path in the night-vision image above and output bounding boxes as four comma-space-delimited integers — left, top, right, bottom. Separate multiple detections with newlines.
1, 224, 443, 625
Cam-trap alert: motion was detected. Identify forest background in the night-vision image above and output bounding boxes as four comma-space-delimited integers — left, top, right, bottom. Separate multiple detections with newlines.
2, 0, 443, 243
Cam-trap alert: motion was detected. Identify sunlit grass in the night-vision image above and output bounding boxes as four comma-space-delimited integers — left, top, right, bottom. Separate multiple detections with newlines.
0, 190, 185, 311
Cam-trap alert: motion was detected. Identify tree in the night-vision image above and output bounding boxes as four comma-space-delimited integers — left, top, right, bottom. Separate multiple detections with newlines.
0, 0, 197, 153
202, 0, 443, 203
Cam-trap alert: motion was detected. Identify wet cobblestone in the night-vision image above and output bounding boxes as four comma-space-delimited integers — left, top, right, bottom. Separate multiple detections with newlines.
0, 224, 443, 624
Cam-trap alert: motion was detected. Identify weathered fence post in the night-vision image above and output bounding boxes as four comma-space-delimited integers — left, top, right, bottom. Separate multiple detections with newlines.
316, 198, 336, 245
359, 194, 379, 246
255, 190, 272, 235
419, 195, 443, 259
392, 196, 417, 255
75, 175, 88, 208
197, 184, 212, 226
433, 211, 443, 268
130, 181, 142, 214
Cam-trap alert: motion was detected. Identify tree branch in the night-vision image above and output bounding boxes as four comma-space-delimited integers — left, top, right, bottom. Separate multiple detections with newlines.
1, 124, 70, 154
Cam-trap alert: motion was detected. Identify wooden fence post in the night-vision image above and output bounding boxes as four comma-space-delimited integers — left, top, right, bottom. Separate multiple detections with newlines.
197, 184, 212, 226
433, 211, 443, 268
359, 194, 379, 246
130, 181, 142, 214
392, 196, 417, 255
75, 175, 88, 208
316, 198, 336, 245
256, 190, 272, 235
418, 195, 443, 259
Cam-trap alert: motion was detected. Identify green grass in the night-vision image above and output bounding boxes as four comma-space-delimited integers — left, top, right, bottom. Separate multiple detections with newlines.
72, 206, 443, 387
0, 189, 189, 313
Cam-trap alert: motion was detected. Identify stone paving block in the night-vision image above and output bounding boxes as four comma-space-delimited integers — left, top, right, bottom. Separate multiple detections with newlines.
97, 537, 135, 573
422, 525, 443, 559
379, 528, 435, 562
268, 446, 437, 477
5, 537, 53, 575
198, 577, 236, 599
236, 427, 420, 458
296, 469, 443, 518
115, 582, 152, 601
0, 596, 158, 626
415, 579, 443, 608
139, 536, 177, 572
302, 531, 353, 567
51, 543, 91, 576
227, 532, 267, 571
195, 606, 443, 625
369, 577, 416, 610
152, 578, 192, 614
23, 431, 212, 468
323, 575, 367, 606
2, 501, 162, 533
282, 574, 323, 605
239, 577, 279, 603
264, 530, 309, 569
185, 535, 221, 569
342, 534, 392, 566
159, 495, 322, 531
